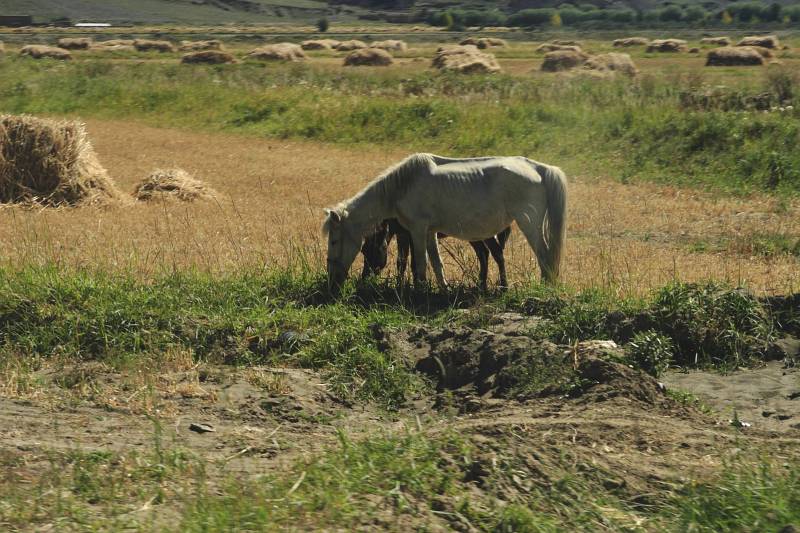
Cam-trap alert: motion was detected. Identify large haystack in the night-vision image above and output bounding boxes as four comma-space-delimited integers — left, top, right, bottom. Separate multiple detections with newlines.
541, 50, 589, 72
460, 37, 506, 49
335, 40, 367, 51
57, 37, 92, 50
706, 46, 765, 66
646, 39, 687, 53
179, 39, 224, 52
432, 45, 501, 74
0, 115, 123, 206
537, 43, 583, 53
133, 39, 176, 53
133, 169, 216, 202
181, 50, 236, 64
371, 39, 407, 52
700, 36, 731, 46
583, 53, 638, 77
19, 45, 72, 60
737, 35, 780, 49
301, 39, 340, 50
246, 43, 306, 62
613, 37, 649, 47
343, 48, 393, 66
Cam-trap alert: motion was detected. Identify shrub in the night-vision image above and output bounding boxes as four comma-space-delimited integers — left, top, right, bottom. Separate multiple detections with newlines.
317, 18, 329, 32
626, 330, 673, 378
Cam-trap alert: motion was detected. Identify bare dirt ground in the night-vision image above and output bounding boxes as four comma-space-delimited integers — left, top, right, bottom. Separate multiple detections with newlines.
0, 119, 797, 294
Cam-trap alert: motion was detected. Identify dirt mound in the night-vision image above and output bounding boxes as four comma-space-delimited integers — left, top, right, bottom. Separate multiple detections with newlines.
738, 35, 780, 49
701, 36, 731, 46
301, 39, 340, 50
541, 49, 589, 72
133, 168, 216, 202
335, 40, 367, 51
646, 39, 688, 53
0, 114, 123, 206
179, 39, 224, 52
246, 43, 306, 62
432, 45, 500, 73
583, 52, 638, 77
706, 47, 765, 67
57, 37, 91, 50
19, 45, 72, 60
181, 50, 237, 64
343, 47, 393, 66
613, 37, 649, 47
370, 39, 407, 52
133, 39, 175, 52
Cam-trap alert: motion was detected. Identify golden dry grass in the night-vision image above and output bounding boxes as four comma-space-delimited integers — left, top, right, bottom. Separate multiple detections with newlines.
0, 119, 797, 295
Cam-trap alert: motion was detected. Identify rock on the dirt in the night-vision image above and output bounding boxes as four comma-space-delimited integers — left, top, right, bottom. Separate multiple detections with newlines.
767, 336, 800, 361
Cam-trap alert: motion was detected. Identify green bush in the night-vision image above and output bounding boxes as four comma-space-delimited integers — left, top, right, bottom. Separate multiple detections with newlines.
626, 330, 673, 377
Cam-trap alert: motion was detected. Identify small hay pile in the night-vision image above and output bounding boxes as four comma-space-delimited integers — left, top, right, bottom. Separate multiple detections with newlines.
0, 41, 4, 56
19, 45, 72, 60
553, 39, 581, 46
432, 45, 500, 73
583, 53, 638, 77
343, 48, 393, 66
613, 37, 649, 47
246, 43, 306, 62
133, 39, 176, 53
93, 44, 135, 52
536, 43, 583, 53
460, 37, 506, 49
95, 39, 135, 47
541, 49, 589, 72
133, 169, 216, 202
371, 39, 407, 52
57, 37, 92, 50
646, 39, 687, 53
181, 50, 236, 64
700, 37, 731, 46
737, 35, 780, 49
301, 39, 340, 50
179, 40, 224, 52
706, 46, 765, 66
0, 115, 123, 206
335, 40, 367, 51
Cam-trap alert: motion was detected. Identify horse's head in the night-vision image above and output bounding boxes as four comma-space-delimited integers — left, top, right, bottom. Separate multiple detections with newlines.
322, 207, 362, 292
360, 221, 390, 280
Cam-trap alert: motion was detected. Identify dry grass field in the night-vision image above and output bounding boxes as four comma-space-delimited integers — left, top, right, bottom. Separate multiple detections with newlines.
0, 119, 796, 295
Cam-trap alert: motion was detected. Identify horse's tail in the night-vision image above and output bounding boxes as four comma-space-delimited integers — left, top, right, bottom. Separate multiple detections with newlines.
539, 163, 568, 283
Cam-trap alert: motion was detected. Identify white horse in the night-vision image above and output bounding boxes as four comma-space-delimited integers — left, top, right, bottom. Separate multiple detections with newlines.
323, 153, 568, 290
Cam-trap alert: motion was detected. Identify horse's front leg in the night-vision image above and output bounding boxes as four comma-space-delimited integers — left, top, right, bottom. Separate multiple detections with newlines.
408, 227, 429, 287
427, 233, 448, 290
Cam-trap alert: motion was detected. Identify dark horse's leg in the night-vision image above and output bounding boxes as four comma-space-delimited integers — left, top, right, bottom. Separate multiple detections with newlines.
360, 221, 391, 280
468, 241, 490, 291
388, 219, 413, 284
484, 226, 511, 290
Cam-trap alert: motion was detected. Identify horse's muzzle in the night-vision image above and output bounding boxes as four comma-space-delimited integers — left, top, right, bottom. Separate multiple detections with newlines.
327, 260, 346, 293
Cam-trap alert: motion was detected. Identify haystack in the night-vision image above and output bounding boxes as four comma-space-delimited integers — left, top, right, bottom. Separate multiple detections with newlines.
301, 39, 340, 50
541, 50, 589, 72
553, 39, 581, 46
689, 47, 700, 54
700, 37, 731, 46
95, 39, 135, 47
0, 41, 4, 56
613, 37, 649, 47
646, 39, 687, 53
133, 169, 216, 202
181, 50, 236, 64
537, 43, 583, 53
706, 46, 765, 66
57, 37, 92, 50
343, 48, 393, 66
583, 53, 638, 77
0, 115, 123, 206
460, 37, 506, 49
246, 43, 306, 62
737, 35, 779, 49
335, 40, 367, 51
93, 44, 135, 52
179, 39, 223, 52
133, 39, 176, 53
19, 45, 72, 60
371, 39, 407, 52
432, 45, 501, 73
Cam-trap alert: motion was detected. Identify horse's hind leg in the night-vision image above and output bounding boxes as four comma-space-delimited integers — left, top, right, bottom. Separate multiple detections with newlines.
469, 241, 489, 291
427, 233, 448, 290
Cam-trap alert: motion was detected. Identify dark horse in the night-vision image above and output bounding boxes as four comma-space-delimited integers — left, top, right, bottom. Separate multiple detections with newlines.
360, 218, 511, 291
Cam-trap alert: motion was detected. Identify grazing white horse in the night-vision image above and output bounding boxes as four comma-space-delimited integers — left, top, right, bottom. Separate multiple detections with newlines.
323, 153, 567, 290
